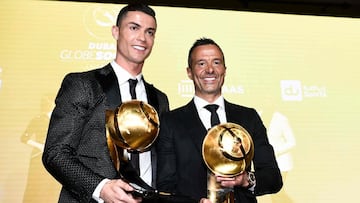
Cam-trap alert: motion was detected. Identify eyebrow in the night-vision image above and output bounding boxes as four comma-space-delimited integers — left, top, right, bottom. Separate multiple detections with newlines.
128, 22, 156, 31
127, 22, 140, 27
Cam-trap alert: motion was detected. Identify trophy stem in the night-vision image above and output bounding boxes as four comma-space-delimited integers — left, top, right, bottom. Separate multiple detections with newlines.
207, 171, 234, 203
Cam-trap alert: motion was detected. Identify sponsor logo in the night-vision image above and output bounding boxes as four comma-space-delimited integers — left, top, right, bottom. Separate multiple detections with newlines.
178, 80, 193, 97
280, 80, 303, 101
83, 6, 119, 40
59, 6, 121, 62
303, 85, 327, 97
59, 42, 115, 61
281, 80, 327, 101
177, 79, 245, 97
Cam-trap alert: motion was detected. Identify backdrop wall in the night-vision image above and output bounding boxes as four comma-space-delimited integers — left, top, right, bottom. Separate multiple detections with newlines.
1, 0, 360, 202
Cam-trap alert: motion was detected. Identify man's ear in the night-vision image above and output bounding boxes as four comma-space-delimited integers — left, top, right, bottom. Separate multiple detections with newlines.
186, 67, 193, 80
111, 26, 119, 40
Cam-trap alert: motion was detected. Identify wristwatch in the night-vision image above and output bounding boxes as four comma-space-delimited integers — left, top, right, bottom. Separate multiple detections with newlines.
246, 171, 256, 189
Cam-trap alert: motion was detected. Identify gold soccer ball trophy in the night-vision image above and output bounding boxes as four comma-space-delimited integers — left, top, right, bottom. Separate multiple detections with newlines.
202, 123, 254, 203
105, 100, 159, 197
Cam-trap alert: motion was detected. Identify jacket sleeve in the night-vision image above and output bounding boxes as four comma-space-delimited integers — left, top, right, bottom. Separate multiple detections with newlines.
242, 109, 283, 196
155, 113, 178, 193
42, 73, 106, 202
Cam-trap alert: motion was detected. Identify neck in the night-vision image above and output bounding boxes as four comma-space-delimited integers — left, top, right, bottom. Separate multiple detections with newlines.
196, 93, 221, 104
114, 59, 144, 77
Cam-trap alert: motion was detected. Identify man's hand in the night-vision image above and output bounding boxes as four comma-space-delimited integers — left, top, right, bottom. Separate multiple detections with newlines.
100, 179, 142, 203
199, 172, 253, 203
216, 172, 249, 188
199, 198, 212, 203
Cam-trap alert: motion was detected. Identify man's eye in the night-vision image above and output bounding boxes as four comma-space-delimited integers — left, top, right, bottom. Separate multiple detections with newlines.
147, 30, 155, 36
130, 26, 138, 31
214, 60, 221, 65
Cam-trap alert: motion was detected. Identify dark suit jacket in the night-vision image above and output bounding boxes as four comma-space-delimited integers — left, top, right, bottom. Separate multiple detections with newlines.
42, 64, 169, 203
156, 99, 282, 203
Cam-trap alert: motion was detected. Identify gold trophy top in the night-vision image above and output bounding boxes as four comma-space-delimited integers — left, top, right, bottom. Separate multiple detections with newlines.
202, 123, 254, 177
106, 100, 160, 152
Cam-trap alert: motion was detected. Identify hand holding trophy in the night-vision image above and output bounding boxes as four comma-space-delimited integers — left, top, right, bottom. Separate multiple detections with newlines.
202, 123, 254, 203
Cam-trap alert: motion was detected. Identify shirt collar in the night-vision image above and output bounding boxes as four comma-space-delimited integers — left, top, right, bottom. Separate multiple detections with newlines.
110, 60, 143, 85
194, 95, 225, 112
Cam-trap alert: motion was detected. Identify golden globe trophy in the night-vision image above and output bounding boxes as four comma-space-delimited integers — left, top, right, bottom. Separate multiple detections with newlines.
105, 100, 197, 203
202, 123, 254, 203
105, 100, 160, 197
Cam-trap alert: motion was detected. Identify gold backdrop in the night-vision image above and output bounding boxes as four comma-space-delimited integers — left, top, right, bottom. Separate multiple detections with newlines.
1, 0, 360, 202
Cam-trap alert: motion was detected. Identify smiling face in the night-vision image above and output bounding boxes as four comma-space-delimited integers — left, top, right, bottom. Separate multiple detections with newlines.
187, 44, 226, 102
112, 11, 156, 74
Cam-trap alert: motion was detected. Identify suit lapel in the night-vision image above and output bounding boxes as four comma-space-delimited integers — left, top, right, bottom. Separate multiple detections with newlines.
225, 101, 252, 133
95, 64, 122, 109
143, 78, 159, 112
224, 100, 239, 124
143, 77, 161, 187
184, 100, 208, 154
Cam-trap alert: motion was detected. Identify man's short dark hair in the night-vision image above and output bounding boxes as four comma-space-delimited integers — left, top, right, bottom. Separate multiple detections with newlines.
187, 37, 225, 68
116, 3, 156, 26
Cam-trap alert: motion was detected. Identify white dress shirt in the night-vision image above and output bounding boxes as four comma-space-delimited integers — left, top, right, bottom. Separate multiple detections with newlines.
193, 95, 227, 129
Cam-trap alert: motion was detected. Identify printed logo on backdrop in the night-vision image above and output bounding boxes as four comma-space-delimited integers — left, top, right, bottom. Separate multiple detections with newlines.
178, 79, 245, 97
59, 5, 121, 62
280, 80, 327, 101
178, 80, 194, 97
83, 6, 119, 40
